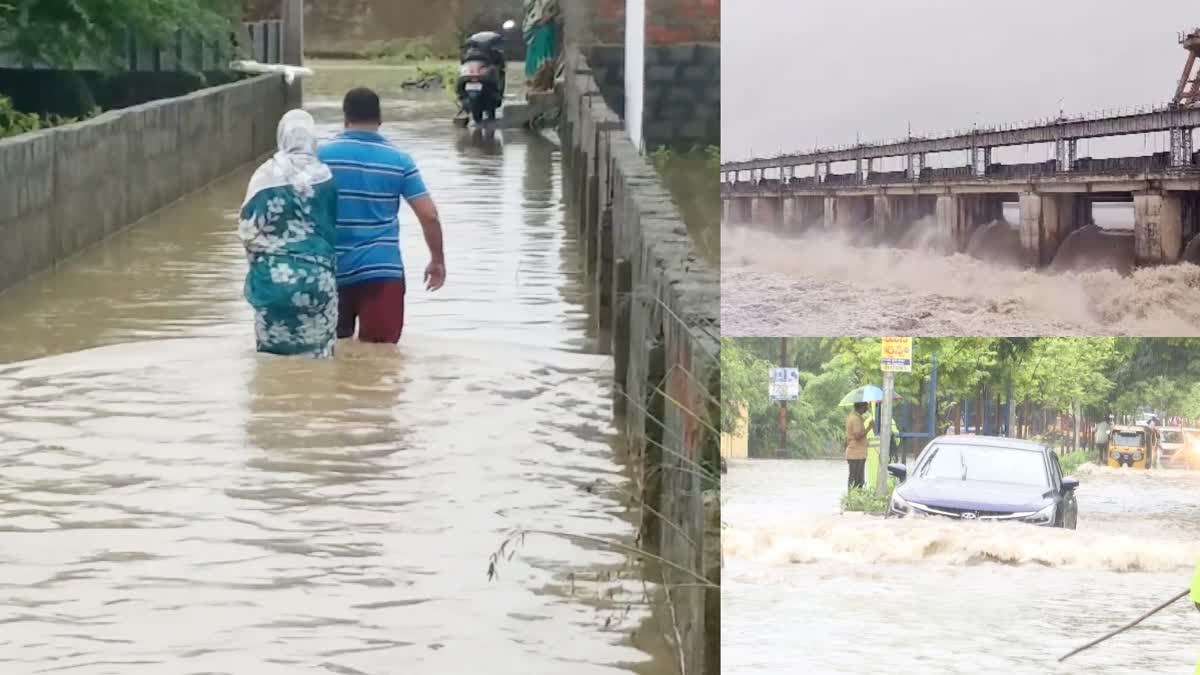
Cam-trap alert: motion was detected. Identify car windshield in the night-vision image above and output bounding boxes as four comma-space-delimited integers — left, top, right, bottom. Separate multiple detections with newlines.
1161, 430, 1182, 444
915, 443, 1048, 487
1111, 431, 1143, 448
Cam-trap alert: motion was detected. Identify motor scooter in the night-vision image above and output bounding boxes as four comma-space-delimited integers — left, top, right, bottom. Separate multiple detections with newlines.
454, 19, 516, 125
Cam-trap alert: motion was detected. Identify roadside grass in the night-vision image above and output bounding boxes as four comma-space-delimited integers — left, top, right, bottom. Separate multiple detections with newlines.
840, 478, 897, 513
1058, 450, 1092, 476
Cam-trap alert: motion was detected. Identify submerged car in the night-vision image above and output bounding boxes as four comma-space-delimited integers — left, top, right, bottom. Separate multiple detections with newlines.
886, 435, 1079, 529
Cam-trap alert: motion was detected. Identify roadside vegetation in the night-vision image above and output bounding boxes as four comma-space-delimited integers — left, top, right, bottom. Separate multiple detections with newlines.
723, 337, 1200, 459
0, 0, 236, 137
1057, 450, 1093, 476
652, 145, 720, 265
0, 95, 98, 139
840, 483, 894, 513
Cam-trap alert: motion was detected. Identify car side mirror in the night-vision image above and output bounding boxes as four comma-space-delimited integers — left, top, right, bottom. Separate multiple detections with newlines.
887, 463, 907, 482
1061, 477, 1079, 493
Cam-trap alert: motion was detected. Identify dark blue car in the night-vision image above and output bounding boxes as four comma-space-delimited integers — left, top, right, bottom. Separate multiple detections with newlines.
886, 435, 1079, 529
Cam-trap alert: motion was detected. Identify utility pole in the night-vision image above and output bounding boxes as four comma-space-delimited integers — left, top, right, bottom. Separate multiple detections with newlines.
878, 370, 895, 497
778, 337, 788, 458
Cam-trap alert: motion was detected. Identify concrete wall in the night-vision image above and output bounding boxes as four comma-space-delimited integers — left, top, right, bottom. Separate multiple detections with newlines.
0, 74, 293, 293
561, 43, 719, 675
582, 0, 719, 150
293, 0, 524, 57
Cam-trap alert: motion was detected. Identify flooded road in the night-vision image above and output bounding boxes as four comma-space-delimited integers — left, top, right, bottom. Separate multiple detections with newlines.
0, 89, 669, 673
721, 224, 1200, 336
722, 459, 1200, 674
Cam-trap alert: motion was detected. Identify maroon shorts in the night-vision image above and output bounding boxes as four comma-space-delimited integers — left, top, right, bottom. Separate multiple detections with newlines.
336, 279, 406, 343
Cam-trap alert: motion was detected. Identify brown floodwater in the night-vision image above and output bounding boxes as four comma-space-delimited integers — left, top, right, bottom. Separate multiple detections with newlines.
723, 459, 1200, 674
0, 84, 671, 674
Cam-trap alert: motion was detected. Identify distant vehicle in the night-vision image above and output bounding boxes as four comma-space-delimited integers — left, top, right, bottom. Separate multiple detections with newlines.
454, 20, 517, 125
1106, 424, 1158, 469
1161, 427, 1200, 469
886, 435, 1079, 529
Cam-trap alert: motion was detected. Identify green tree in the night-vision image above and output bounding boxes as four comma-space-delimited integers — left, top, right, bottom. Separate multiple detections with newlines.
0, 0, 239, 68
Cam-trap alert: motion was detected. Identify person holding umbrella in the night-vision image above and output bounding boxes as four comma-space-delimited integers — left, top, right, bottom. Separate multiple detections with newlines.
841, 385, 885, 489
845, 402, 869, 488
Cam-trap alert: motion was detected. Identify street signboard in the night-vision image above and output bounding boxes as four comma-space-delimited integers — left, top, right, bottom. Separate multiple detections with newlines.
768, 367, 800, 401
881, 337, 913, 373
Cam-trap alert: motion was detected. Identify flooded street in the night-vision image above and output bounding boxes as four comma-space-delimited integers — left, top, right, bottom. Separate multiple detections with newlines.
0, 87, 669, 673
721, 224, 1200, 336
722, 459, 1200, 674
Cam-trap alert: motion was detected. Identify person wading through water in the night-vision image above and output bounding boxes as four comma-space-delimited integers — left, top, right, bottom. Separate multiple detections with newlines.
846, 402, 868, 489
318, 87, 446, 344
238, 109, 339, 358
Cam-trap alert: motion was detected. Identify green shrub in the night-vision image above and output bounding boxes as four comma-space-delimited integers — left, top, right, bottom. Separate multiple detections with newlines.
840, 484, 893, 513
0, 95, 97, 140
364, 37, 453, 63
1058, 450, 1092, 476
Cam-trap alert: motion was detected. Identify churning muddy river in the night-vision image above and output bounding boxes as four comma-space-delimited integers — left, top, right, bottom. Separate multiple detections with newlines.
721, 224, 1200, 336
0, 85, 669, 673
722, 459, 1200, 674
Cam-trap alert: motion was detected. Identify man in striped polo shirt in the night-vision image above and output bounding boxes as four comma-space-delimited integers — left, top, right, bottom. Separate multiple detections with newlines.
317, 87, 446, 343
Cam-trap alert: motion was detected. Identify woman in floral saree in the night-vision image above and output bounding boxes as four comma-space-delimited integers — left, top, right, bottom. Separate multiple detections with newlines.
238, 109, 339, 358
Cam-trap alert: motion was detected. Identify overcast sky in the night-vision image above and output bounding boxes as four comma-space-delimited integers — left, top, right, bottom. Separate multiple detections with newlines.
722, 0, 1199, 163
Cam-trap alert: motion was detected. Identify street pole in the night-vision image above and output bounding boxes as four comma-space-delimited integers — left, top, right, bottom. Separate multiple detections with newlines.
877, 370, 895, 497
778, 337, 788, 458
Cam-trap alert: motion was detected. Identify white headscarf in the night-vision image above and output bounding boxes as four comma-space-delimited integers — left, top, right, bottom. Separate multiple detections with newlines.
242, 109, 333, 207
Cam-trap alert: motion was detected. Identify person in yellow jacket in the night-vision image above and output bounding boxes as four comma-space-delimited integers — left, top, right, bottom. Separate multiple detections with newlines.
863, 407, 900, 489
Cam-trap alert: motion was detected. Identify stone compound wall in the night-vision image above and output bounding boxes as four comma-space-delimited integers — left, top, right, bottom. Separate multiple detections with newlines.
560, 43, 720, 675
294, 0, 524, 57
0, 74, 293, 293
570, 0, 719, 150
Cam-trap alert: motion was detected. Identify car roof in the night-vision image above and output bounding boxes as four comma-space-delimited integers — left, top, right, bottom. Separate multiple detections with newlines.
929, 434, 1047, 452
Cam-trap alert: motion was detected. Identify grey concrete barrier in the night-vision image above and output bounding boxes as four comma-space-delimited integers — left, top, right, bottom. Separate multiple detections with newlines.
560, 43, 720, 675
0, 74, 293, 293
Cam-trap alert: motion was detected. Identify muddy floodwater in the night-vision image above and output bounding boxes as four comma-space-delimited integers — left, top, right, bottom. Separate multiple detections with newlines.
0, 85, 670, 673
722, 459, 1200, 675
721, 223, 1200, 336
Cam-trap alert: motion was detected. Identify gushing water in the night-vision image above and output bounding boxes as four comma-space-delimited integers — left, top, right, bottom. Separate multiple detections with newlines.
723, 459, 1200, 675
721, 224, 1200, 336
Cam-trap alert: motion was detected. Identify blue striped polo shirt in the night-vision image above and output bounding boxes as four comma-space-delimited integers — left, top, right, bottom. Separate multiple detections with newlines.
317, 130, 429, 287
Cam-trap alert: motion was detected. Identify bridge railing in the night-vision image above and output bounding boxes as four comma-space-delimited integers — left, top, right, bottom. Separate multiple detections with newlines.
0, 20, 284, 72
723, 101, 1183, 167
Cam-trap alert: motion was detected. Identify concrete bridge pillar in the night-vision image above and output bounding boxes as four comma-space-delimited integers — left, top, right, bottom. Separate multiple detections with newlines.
751, 196, 782, 228
833, 196, 870, 228
822, 196, 837, 229
721, 198, 731, 225
1019, 193, 1086, 267
1134, 191, 1183, 265
935, 195, 961, 253
781, 196, 823, 231
873, 194, 895, 240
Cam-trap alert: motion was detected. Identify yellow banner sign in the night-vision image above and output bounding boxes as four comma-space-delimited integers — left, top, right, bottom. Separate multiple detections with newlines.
881, 337, 913, 373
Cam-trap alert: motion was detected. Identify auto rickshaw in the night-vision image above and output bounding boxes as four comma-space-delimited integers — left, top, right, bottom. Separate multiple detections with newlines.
1106, 424, 1158, 469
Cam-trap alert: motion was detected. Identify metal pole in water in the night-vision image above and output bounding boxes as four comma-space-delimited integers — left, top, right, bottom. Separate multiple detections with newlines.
877, 371, 895, 497
778, 337, 788, 458
1058, 589, 1190, 662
